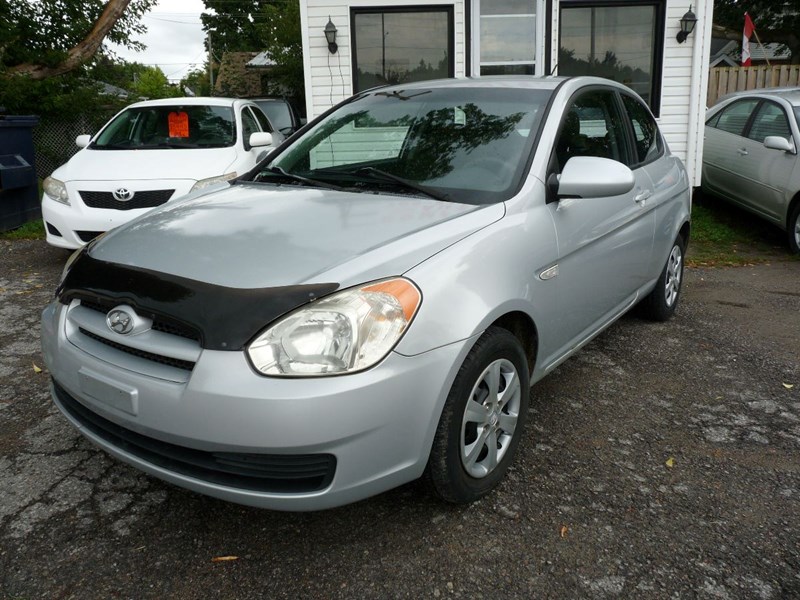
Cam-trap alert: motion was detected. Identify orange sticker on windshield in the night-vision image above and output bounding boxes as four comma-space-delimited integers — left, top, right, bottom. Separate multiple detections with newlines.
168, 111, 190, 138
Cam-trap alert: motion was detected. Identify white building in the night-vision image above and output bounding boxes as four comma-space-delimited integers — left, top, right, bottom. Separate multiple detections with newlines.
299, 0, 713, 186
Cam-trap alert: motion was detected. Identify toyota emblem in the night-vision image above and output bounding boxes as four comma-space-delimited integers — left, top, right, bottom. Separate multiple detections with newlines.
113, 188, 134, 202
106, 309, 134, 335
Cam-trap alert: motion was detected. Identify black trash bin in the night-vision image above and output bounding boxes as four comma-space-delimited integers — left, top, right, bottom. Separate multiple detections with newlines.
0, 114, 41, 232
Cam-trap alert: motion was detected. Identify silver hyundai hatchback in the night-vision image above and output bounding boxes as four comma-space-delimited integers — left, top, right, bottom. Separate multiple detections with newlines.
42, 77, 691, 510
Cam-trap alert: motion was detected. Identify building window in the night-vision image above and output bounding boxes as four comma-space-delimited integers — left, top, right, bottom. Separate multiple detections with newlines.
558, 0, 666, 115
351, 6, 454, 93
476, 0, 538, 75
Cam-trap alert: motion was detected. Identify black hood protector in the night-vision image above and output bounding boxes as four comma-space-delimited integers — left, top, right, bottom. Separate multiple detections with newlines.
58, 254, 339, 351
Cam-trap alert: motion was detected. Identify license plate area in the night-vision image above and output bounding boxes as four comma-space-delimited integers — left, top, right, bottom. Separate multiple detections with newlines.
78, 369, 138, 416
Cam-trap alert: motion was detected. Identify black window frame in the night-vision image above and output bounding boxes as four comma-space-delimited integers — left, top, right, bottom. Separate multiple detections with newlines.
350, 5, 455, 94
558, 0, 667, 117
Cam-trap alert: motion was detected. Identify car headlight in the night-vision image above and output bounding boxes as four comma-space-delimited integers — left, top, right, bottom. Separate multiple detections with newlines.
190, 172, 237, 193
247, 278, 421, 377
43, 176, 69, 205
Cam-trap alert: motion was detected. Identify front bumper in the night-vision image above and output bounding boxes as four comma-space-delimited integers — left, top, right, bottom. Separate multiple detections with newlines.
42, 301, 472, 510
41, 179, 196, 249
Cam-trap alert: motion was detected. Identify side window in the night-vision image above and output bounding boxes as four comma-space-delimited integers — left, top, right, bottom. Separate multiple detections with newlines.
241, 108, 260, 144
250, 106, 274, 133
621, 94, 662, 165
711, 99, 759, 137
747, 102, 791, 142
555, 89, 629, 171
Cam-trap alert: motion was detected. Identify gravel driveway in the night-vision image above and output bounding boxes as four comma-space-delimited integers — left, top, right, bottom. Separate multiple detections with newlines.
1, 239, 798, 599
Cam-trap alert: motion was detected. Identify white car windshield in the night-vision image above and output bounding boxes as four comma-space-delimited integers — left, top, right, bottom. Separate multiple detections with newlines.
259, 87, 552, 204
92, 105, 236, 150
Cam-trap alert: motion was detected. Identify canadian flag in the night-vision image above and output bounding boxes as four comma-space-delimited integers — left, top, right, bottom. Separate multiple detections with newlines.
742, 12, 756, 66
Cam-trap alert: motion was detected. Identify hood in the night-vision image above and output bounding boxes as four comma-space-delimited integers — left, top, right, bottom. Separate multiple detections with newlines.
89, 182, 505, 289
55, 146, 239, 182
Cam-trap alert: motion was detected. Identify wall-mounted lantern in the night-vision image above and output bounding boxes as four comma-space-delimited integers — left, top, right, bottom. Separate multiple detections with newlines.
676, 5, 697, 44
325, 17, 338, 54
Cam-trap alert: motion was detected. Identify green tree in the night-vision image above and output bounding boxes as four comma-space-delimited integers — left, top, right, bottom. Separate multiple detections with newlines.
201, 0, 265, 55
714, 0, 800, 62
132, 66, 181, 99
1, 0, 158, 79
259, 0, 304, 104
180, 66, 213, 97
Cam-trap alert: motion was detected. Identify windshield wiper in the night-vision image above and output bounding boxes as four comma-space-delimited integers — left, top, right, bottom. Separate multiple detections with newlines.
351, 167, 450, 202
261, 166, 346, 191
90, 143, 134, 150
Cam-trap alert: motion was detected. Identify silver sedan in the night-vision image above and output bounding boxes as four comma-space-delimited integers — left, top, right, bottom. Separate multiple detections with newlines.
702, 88, 800, 253
42, 77, 690, 510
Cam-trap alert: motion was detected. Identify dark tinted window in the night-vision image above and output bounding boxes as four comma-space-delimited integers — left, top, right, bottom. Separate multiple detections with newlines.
241, 108, 260, 142
250, 106, 274, 133
622, 94, 662, 164
555, 89, 629, 170
255, 101, 293, 133
712, 99, 759, 137
352, 8, 453, 93
748, 101, 791, 142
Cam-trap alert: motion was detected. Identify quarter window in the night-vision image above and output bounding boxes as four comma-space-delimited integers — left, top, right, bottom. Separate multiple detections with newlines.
621, 94, 662, 165
747, 102, 791, 142
711, 100, 759, 137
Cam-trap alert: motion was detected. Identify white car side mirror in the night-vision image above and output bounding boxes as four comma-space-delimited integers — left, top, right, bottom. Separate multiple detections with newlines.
75, 135, 91, 148
556, 156, 635, 199
764, 135, 795, 154
249, 132, 274, 148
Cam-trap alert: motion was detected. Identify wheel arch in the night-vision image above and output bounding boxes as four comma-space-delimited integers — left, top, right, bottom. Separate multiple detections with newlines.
489, 310, 538, 377
787, 190, 800, 231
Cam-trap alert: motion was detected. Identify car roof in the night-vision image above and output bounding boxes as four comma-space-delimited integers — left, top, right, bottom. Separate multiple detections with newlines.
716, 87, 800, 107
361, 75, 569, 93
124, 97, 249, 109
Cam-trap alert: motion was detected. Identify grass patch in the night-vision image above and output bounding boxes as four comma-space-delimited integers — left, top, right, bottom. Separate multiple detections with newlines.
687, 191, 793, 266
0, 219, 46, 240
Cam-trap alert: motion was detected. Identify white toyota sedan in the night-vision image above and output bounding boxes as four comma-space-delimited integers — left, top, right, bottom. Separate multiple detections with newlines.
41, 97, 282, 249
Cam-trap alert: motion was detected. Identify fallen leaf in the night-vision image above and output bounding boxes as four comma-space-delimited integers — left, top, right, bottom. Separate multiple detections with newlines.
560, 525, 568, 538
665, 457, 675, 468
211, 556, 239, 562
783, 383, 794, 390
32, 363, 42, 374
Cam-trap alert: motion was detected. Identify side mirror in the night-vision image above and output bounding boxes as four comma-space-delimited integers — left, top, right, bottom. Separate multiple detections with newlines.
249, 132, 274, 148
764, 135, 795, 154
75, 135, 91, 148
556, 156, 635, 199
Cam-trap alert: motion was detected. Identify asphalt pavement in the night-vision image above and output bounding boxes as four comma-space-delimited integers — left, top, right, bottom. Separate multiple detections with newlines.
1, 239, 798, 599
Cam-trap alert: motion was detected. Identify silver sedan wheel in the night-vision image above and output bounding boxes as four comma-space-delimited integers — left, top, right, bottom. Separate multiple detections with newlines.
460, 358, 522, 479
794, 218, 800, 249
664, 244, 683, 308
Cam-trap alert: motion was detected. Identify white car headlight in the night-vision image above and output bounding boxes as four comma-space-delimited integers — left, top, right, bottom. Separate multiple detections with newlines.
248, 278, 421, 377
190, 172, 237, 193
43, 176, 69, 205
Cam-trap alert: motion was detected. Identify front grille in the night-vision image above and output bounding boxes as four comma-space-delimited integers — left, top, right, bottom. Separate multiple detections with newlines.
79, 328, 196, 371
76, 230, 103, 243
79, 189, 175, 210
80, 298, 200, 342
53, 381, 337, 493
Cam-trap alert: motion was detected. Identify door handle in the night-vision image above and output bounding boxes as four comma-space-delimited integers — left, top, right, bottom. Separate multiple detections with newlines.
737, 148, 749, 156
634, 190, 652, 203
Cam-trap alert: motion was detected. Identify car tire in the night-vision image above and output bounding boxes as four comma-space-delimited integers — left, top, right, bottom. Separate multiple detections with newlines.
427, 326, 530, 504
640, 235, 685, 322
788, 202, 800, 255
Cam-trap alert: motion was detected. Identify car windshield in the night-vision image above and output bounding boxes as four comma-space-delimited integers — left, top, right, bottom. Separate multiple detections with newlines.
91, 105, 236, 149
258, 87, 552, 204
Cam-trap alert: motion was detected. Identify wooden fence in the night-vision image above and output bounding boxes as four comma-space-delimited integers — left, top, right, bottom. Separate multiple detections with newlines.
707, 65, 800, 106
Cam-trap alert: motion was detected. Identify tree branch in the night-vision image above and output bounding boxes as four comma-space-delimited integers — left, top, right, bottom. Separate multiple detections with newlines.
6, 0, 133, 80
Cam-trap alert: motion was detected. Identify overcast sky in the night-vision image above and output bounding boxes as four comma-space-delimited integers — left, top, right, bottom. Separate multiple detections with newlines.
110, 0, 208, 83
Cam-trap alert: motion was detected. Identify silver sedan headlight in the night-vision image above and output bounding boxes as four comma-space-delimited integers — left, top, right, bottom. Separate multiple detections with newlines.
43, 176, 69, 205
247, 278, 421, 377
